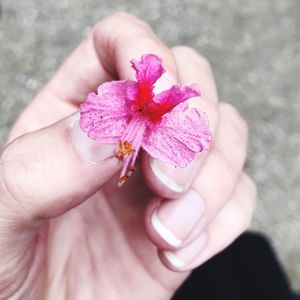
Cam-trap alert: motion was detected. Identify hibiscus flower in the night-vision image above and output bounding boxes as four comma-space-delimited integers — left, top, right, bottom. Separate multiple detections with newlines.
80, 54, 212, 185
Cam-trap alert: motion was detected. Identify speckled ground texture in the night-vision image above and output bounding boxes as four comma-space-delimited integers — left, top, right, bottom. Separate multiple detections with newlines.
0, 0, 299, 291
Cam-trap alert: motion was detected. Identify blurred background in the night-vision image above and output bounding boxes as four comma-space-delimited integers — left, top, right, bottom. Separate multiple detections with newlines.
0, 0, 299, 291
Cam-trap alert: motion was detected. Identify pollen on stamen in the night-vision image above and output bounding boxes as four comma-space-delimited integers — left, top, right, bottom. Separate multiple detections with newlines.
118, 166, 136, 186
115, 140, 134, 161
119, 175, 129, 186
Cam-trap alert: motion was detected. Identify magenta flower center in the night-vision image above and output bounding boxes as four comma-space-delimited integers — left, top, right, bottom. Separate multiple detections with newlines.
130, 81, 175, 122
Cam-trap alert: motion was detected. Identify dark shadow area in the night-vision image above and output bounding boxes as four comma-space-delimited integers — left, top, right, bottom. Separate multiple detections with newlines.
172, 232, 299, 300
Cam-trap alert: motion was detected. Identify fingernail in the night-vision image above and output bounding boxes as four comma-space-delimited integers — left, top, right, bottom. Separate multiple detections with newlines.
153, 71, 177, 94
152, 72, 201, 192
151, 190, 205, 247
70, 113, 115, 163
163, 232, 208, 269
150, 157, 202, 193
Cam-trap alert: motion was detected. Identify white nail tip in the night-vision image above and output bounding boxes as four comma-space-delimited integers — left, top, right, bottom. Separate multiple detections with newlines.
151, 212, 182, 247
163, 251, 185, 269
150, 161, 185, 193
153, 72, 176, 94
71, 116, 114, 163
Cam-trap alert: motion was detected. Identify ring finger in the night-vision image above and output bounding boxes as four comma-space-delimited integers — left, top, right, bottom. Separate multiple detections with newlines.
145, 101, 249, 250
160, 173, 257, 271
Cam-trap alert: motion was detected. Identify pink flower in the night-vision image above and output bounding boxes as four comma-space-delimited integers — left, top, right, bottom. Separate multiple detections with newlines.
80, 54, 212, 184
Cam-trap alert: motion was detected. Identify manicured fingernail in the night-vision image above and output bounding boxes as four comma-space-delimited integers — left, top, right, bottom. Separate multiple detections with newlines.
163, 232, 208, 269
150, 158, 202, 193
151, 190, 205, 247
153, 71, 177, 94
70, 113, 115, 163
150, 73, 205, 192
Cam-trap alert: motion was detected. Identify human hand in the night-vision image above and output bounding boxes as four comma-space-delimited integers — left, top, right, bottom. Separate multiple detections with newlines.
0, 13, 256, 300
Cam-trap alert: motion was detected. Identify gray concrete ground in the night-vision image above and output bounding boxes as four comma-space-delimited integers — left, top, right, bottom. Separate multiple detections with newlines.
0, 0, 299, 291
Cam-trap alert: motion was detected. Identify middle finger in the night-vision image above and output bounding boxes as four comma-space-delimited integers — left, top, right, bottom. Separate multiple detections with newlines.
142, 46, 219, 198
146, 101, 248, 249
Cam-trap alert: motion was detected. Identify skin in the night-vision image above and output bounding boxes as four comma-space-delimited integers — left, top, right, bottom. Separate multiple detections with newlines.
0, 13, 256, 300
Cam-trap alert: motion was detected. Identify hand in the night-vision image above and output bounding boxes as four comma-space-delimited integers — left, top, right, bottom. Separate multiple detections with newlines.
0, 13, 256, 300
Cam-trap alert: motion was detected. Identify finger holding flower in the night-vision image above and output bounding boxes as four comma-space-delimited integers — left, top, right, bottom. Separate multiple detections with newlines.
79, 54, 212, 185
79, 46, 256, 272
0, 13, 256, 299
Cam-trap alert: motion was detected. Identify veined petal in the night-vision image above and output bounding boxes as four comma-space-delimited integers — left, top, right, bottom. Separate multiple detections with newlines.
131, 54, 165, 86
145, 83, 200, 121
153, 83, 200, 105
80, 80, 137, 143
142, 103, 212, 167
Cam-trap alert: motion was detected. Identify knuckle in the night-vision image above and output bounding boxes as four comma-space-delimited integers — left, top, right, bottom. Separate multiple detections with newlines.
218, 168, 237, 199
196, 54, 212, 71
172, 45, 197, 56
0, 144, 23, 206
236, 173, 257, 230
126, 34, 159, 50
190, 100, 218, 126
93, 14, 156, 58
0, 139, 41, 208
206, 99, 219, 116
220, 102, 248, 142
173, 46, 212, 71
210, 149, 238, 200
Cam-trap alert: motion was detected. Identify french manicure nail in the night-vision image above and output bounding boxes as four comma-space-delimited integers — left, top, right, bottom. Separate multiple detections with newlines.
151, 211, 183, 247
153, 71, 177, 94
163, 232, 208, 269
151, 190, 205, 247
70, 113, 115, 163
150, 158, 201, 193
150, 159, 187, 192
150, 72, 205, 192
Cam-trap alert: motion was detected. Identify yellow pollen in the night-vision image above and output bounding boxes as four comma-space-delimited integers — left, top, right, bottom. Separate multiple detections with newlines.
116, 140, 134, 161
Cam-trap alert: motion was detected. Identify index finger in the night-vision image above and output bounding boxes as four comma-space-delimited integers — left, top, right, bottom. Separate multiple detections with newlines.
10, 13, 179, 140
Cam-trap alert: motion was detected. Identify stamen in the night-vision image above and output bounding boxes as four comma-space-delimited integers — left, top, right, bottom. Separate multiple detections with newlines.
116, 118, 147, 186
119, 175, 129, 185
115, 140, 134, 161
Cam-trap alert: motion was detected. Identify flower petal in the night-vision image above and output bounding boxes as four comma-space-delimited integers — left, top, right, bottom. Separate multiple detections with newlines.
131, 54, 165, 86
142, 103, 212, 167
145, 83, 200, 122
153, 83, 200, 105
80, 80, 137, 143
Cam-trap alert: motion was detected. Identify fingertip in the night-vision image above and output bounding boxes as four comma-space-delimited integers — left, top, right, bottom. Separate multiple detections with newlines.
158, 231, 208, 272
157, 250, 189, 273
145, 197, 182, 251
141, 152, 186, 199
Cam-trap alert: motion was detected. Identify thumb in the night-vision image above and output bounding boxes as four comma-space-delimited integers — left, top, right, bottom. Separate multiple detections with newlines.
0, 113, 120, 297
0, 113, 120, 222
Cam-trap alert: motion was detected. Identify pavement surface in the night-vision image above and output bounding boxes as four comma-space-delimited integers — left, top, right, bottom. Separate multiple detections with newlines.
0, 0, 299, 291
